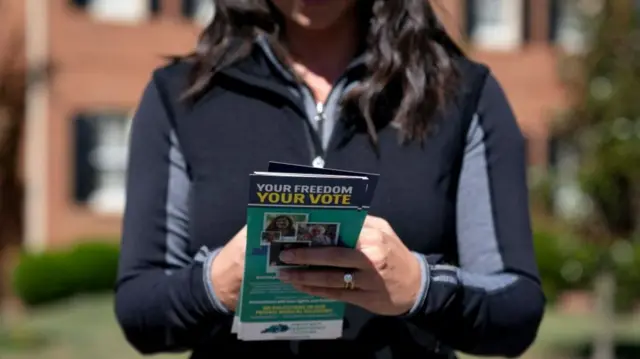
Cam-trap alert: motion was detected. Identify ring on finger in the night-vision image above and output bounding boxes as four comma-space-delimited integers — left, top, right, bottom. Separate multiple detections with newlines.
343, 271, 355, 290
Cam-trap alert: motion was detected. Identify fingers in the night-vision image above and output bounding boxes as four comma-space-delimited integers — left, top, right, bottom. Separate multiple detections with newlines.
279, 247, 371, 269
230, 225, 248, 247
278, 269, 377, 290
363, 216, 395, 236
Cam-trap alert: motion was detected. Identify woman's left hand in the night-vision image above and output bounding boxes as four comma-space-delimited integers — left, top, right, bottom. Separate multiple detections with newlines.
278, 216, 423, 316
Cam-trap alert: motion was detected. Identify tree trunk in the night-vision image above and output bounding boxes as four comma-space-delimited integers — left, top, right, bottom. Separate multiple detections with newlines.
0, 243, 23, 328
632, 182, 640, 238
591, 269, 616, 359
0, 40, 28, 331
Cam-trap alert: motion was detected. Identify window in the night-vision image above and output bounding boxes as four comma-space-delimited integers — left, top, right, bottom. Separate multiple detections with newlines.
73, 112, 131, 214
550, 0, 586, 53
548, 135, 591, 221
70, 0, 159, 23
89, 0, 149, 22
466, 0, 525, 50
183, 0, 215, 25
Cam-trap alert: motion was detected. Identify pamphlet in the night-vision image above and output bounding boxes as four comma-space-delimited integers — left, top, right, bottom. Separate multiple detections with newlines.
266, 162, 379, 209
232, 163, 379, 341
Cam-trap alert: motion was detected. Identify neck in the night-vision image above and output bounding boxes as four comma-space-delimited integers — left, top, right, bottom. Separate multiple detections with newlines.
283, 12, 359, 83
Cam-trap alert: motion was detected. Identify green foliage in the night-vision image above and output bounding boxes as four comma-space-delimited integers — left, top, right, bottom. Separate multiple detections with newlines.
12, 252, 76, 307
534, 226, 640, 310
534, 228, 598, 303
558, 1, 640, 240
12, 240, 119, 307
66, 241, 120, 293
611, 236, 640, 310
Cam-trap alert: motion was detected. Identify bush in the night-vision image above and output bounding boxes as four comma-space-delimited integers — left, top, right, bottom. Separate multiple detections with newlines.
66, 242, 120, 293
534, 227, 640, 310
12, 251, 77, 306
533, 229, 566, 302
533, 228, 599, 303
12, 240, 119, 307
612, 241, 640, 311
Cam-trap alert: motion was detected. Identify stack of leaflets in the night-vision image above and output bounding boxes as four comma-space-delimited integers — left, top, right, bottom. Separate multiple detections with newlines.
231, 161, 379, 341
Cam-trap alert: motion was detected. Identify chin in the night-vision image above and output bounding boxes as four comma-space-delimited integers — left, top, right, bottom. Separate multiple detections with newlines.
291, 14, 342, 31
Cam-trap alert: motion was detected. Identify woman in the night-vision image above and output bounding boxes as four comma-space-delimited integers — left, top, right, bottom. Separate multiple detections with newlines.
265, 215, 297, 237
115, 1, 545, 358
304, 224, 333, 246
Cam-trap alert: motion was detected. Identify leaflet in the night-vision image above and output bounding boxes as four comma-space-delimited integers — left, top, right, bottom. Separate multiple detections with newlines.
232, 164, 378, 341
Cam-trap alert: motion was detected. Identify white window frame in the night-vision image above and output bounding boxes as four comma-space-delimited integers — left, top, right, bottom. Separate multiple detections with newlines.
551, 141, 590, 221
87, 112, 131, 214
193, 0, 216, 26
554, 0, 586, 54
470, 0, 524, 50
88, 0, 150, 24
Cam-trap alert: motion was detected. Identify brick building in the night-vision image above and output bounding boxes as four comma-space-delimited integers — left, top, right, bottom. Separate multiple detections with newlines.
3, 0, 580, 249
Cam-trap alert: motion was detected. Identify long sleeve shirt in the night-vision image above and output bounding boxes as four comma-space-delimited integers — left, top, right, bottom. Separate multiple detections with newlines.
115, 41, 544, 358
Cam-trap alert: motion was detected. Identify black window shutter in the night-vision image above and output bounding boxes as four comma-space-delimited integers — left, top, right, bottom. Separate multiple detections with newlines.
150, 0, 161, 15
70, 0, 91, 8
465, 0, 477, 40
73, 114, 97, 204
182, 0, 197, 17
522, 0, 531, 43
548, 0, 560, 42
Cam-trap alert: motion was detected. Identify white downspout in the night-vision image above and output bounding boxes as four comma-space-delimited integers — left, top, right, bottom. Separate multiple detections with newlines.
23, 0, 49, 253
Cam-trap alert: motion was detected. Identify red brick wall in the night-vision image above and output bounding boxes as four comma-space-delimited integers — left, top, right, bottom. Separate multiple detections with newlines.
435, 0, 568, 165
46, 0, 201, 246
29, 0, 567, 246
0, 0, 25, 42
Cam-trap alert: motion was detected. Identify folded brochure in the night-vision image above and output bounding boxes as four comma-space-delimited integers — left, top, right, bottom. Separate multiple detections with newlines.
231, 162, 379, 341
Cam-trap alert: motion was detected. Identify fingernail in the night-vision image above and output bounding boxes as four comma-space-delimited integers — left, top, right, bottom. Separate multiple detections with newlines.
280, 251, 294, 262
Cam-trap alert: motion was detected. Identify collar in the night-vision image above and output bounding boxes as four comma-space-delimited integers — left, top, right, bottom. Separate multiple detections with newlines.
253, 34, 366, 86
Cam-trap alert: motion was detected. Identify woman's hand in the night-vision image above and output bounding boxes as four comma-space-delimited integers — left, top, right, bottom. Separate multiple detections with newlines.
210, 226, 247, 311
278, 216, 423, 316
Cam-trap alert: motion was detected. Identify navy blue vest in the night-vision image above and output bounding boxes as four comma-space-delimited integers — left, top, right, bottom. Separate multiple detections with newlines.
157, 52, 488, 358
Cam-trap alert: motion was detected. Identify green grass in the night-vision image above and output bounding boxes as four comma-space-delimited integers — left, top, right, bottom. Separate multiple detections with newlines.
0, 295, 639, 359
460, 310, 640, 359
0, 295, 184, 359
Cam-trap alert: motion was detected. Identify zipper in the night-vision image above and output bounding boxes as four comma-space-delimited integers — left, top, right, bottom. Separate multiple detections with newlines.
311, 101, 326, 168
219, 60, 364, 168
304, 77, 346, 168
314, 102, 325, 143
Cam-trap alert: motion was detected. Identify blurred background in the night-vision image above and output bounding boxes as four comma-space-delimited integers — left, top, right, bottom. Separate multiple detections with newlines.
0, 0, 638, 358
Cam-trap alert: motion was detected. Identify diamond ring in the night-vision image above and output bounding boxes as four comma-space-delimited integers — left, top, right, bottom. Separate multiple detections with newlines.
343, 272, 355, 290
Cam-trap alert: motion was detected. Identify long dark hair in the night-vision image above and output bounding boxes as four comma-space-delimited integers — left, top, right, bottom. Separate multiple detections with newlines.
182, 0, 463, 143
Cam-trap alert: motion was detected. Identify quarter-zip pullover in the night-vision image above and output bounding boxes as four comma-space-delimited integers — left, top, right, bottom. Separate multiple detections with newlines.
255, 35, 363, 158
115, 40, 545, 359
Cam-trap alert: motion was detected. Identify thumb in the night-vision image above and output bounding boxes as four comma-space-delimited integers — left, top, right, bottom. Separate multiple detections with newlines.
363, 216, 395, 236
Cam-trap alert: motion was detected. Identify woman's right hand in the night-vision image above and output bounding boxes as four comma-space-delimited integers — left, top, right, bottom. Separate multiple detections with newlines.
210, 225, 247, 311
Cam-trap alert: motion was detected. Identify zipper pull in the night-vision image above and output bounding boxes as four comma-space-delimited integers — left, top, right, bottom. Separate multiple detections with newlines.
314, 102, 325, 122
311, 102, 326, 167
312, 156, 325, 168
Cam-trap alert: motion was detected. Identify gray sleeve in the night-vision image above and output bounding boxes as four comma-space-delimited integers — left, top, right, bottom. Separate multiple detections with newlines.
168, 132, 230, 313
405, 74, 545, 357
115, 77, 229, 355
